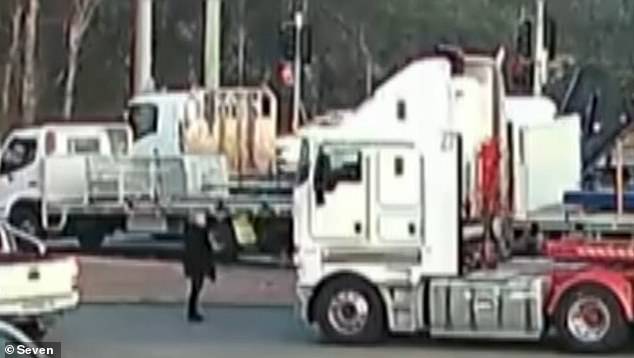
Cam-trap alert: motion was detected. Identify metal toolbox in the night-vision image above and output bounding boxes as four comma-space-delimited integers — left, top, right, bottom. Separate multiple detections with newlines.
429, 272, 546, 340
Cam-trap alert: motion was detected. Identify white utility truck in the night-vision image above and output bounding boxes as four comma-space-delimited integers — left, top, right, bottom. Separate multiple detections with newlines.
126, 86, 293, 259
0, 93, 293, 259
0, 122, 131, 244
293, 50, 634, 353
0, 222, 79, 340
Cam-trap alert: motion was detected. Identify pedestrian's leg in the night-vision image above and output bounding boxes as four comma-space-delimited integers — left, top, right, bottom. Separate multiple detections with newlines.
187, 275, 204, 322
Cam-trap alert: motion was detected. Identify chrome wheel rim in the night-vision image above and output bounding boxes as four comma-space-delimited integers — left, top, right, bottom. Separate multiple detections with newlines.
566, 296, 611, 343
327, 290, 369, 336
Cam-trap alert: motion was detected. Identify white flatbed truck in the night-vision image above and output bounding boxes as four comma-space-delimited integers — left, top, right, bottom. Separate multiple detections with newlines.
0, 116, 293, 260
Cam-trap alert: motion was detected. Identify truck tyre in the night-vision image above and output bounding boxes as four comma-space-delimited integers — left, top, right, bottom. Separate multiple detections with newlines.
209, 220, 238, 263
554, 284, 629, 353
17, 320, 46, 342
9, 207, 42, 237
314, 277, 385, 344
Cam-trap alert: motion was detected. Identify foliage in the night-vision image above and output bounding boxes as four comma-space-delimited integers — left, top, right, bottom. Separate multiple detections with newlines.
0, 0, 633, 117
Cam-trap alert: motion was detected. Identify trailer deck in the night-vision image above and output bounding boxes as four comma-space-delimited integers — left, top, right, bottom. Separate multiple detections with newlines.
515, 203, 634, 235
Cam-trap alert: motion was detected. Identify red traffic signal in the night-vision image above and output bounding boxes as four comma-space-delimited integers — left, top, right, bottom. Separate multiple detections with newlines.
278, 61, 294, 87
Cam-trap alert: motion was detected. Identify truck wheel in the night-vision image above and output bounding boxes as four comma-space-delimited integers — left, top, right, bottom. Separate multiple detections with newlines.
314, 277, 385, 344
9, 207, 42, 237
17, 320, 46, 342
209, 220, 238, 263
555, 284, 629, 353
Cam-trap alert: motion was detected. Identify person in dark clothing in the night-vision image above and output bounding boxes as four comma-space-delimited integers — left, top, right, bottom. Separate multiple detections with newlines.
183, 213, 216, 322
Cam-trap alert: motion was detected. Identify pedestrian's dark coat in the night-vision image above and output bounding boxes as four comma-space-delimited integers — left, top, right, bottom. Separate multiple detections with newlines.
183, 224, 216, 280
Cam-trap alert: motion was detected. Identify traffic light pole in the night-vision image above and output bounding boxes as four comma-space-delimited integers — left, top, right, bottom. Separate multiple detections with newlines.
533, 0, 546, 96
291, 10, 303, 132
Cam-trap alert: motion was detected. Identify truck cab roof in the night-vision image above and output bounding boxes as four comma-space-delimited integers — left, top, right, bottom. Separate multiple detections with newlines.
9, 121, 129, 134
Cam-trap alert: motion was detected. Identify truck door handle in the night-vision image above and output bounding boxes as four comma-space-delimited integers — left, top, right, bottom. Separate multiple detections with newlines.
354, 222, 362, 234
408, 223, 416, 235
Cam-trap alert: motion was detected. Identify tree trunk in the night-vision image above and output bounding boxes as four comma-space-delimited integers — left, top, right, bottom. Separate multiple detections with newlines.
63, 0, 103, 119
1, 1, 25, 124
237, 0, 247, 85
358, 26, 373, 96
63, 33, 80, 119
21, 0, 39, 125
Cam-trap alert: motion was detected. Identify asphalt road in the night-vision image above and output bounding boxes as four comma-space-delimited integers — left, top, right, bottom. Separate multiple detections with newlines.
46, 305, 634, 358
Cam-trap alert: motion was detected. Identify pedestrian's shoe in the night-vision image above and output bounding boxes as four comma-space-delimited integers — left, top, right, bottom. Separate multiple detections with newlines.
188, 312, 204, 323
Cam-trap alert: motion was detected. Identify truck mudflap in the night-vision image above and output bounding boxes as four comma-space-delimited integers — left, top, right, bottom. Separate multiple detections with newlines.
295, 286, 313, 324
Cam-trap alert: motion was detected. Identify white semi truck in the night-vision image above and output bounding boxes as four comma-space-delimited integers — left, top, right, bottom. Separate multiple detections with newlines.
293, 51, 634, 353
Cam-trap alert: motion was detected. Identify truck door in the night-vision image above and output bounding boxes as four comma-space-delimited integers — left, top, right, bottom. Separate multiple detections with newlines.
376, 149, 422, 242
0, 135, 40, 199
310, 144, 367, 241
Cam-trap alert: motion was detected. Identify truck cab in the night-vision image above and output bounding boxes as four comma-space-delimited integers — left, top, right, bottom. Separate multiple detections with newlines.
127, 86, 278, 176
0, 123, 131, 235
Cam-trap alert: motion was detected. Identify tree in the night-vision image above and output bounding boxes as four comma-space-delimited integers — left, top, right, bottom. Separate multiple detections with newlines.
21, 0, 39, 125
63, 0, 103, 119
1, 0, 24, 126
236, 0, 247, 85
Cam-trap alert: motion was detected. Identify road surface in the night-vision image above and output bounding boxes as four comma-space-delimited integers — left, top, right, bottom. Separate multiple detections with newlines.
46, 304, 634, 358
78, 256, 294, 305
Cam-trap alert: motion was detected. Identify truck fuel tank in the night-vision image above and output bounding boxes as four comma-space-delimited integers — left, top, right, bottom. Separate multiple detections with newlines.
429, 272, 547, 340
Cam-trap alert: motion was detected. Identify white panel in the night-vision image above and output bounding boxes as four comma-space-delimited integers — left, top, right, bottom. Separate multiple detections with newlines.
521, 115, 581, 213
378, 150, 419, 207
183, 154, 229, 198
311, 182, 366, 240
378, 215, 418, 242
43, 156, 88, 202
421, 134, 459, 276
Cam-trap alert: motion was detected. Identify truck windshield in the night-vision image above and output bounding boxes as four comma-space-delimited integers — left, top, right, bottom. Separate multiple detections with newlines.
0, 137, 37, 175
128, 104, 158, 140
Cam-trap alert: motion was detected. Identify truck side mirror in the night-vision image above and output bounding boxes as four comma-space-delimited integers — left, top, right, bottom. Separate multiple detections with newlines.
313, 151, 333, 206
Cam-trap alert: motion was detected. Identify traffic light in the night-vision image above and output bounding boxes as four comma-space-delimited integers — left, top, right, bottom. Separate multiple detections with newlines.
279, 22, 295, 62
277, 61, 294, 87
516, 19, 533, 59
279, 21, 312, 64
